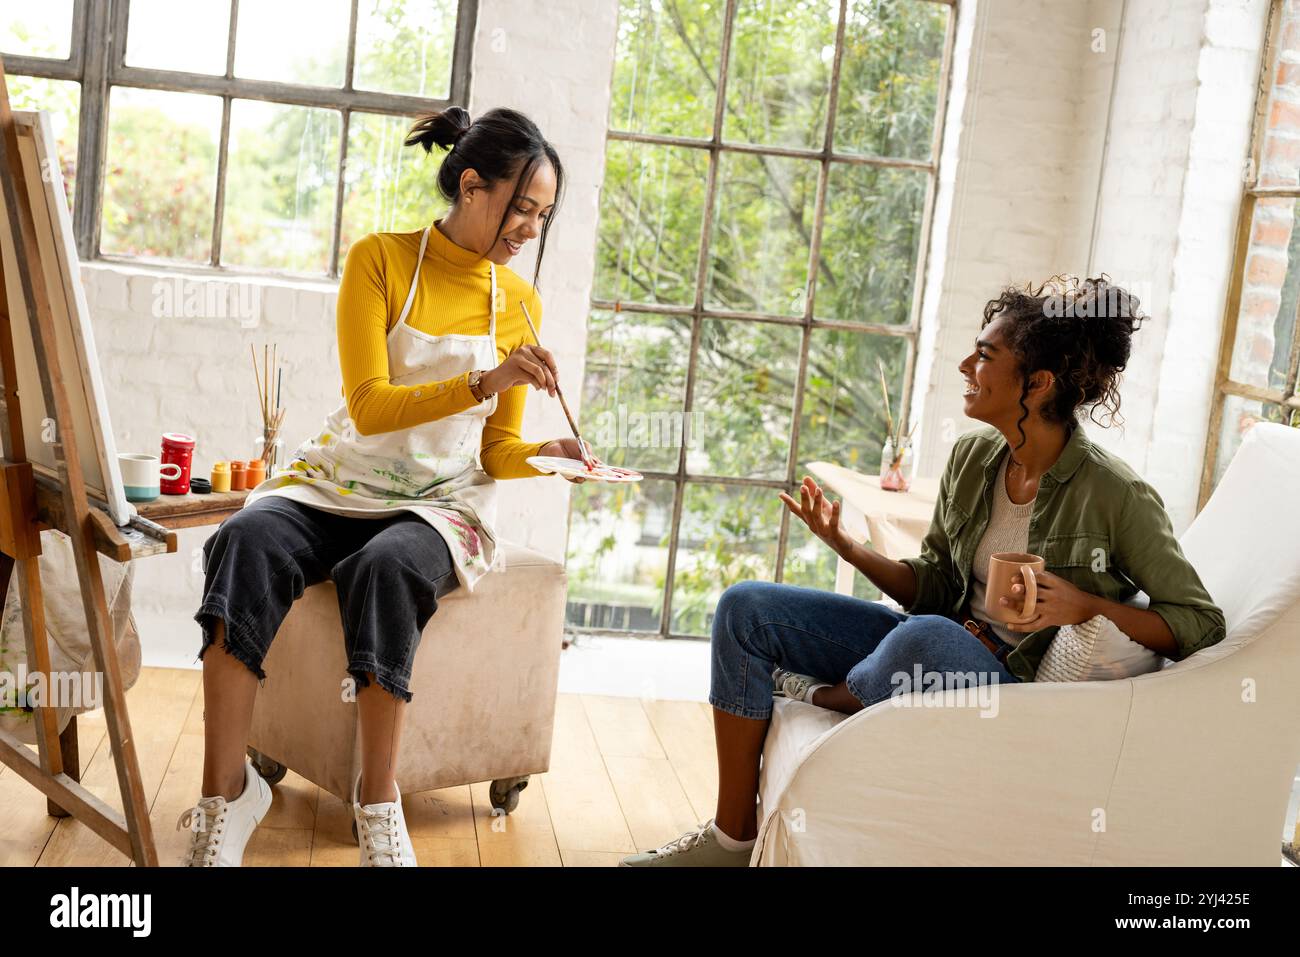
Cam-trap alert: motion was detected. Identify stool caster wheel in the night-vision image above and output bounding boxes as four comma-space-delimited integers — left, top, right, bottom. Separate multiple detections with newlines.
247, 747, 287, 786
489, 775, 529, 814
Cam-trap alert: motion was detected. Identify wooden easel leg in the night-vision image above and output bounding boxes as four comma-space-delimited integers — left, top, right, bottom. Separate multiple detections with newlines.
46, 716, 78, 818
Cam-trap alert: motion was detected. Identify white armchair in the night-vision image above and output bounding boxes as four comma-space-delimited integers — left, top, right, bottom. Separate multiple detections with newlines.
753, 423, 1300, 866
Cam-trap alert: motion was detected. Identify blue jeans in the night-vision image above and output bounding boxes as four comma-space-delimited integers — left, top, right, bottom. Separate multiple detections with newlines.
194, 496, 459, 703
709, 580, 1021, 720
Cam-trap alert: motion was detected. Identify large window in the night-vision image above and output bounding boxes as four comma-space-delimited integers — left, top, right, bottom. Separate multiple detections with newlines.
1203, 0, 1300, 503
0, 0, 475, 277
567, 0, 956, 639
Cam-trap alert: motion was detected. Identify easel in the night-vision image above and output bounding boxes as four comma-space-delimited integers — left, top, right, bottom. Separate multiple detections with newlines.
0, 59, 244, 866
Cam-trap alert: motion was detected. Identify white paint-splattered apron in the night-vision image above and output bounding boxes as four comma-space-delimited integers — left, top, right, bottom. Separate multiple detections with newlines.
243, 225, 503, 592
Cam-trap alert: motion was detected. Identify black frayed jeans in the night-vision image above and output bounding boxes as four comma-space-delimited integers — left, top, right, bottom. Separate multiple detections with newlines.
194, 496, 458, 703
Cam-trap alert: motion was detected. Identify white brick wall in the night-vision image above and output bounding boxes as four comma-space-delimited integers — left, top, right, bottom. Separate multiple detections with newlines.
1086, 0, 1210, 481
81, 0, 618, 669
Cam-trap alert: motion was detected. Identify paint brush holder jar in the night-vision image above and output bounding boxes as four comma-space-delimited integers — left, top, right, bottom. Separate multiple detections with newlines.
880, 437, 912, 493
260, 427, 284, 476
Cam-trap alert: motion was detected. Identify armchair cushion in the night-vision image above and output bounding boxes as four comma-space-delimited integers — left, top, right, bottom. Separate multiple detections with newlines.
1034, 613, 1161, 681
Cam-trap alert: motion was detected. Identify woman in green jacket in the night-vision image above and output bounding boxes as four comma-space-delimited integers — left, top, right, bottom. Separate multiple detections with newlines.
621, 275, 1226, 867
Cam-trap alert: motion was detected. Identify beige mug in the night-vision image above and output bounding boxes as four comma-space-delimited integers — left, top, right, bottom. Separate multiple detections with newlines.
987, 551, 1045, 624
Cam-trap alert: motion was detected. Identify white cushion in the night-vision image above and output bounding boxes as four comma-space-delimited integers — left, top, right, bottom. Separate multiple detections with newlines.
1034, 613, 1161, 681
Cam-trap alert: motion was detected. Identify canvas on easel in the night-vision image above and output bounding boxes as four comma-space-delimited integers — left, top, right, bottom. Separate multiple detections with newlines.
0, 109, 133, 527
0, 60, 159, 866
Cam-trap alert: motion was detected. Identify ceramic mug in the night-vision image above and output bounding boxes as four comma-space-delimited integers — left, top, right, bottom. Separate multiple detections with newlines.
119, 452, 181, 503
986, 551, 1046, 624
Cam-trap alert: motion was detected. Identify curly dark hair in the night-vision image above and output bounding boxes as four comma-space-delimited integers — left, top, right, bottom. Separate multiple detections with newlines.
981, 274, 1146, 449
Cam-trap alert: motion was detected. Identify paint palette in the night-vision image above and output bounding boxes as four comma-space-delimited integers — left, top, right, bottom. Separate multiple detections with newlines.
526, 456, 643, 483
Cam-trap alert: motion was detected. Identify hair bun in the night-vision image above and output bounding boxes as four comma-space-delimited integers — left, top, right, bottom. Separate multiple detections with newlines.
404, 106, 472, 154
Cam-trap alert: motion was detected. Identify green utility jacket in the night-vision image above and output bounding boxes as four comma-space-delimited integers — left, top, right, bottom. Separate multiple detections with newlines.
899, 423, 1226, 681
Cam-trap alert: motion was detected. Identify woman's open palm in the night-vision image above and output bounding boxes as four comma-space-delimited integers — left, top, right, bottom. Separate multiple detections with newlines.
778, 476, 851, 554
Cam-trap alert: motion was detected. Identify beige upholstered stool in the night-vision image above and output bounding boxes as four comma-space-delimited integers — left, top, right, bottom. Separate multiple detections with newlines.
245, 540, 566, 819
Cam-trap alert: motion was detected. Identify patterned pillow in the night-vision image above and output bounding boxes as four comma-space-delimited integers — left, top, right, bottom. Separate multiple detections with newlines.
1034, 613, 1162, 682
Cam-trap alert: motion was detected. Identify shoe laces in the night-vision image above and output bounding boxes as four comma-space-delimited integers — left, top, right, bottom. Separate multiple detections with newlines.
654, 820, 715, 858
177, 796, 228, 867
357, 803, 409, 866
774, 668, 813, 701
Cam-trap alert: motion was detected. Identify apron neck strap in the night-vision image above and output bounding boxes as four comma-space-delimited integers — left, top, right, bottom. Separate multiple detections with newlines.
398, 226, 497, 338
397, 226, 432, 327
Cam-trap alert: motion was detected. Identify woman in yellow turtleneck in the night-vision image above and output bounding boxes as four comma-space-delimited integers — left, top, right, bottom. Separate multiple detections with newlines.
337, 137, 585, 476
184, 107, 591, 868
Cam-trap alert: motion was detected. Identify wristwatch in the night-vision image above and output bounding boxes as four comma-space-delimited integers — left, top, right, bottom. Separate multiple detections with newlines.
468, 369, 495, 402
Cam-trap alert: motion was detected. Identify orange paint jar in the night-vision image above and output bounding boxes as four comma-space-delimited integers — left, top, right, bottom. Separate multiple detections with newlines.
230, 460, 247, 491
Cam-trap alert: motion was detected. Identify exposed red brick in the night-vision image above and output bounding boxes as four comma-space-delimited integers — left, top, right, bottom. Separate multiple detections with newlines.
1263, 134, 1300, 173
1252, 215, 1294, 248
1270, 98, 1300, 133
1275, 59, 1300, 89
1246, 253, 1288, 285
1241, 291, 1282, 322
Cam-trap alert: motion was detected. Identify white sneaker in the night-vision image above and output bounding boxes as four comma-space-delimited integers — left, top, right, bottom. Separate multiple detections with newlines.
176, 758, 272, 867
352, 773, 418, 867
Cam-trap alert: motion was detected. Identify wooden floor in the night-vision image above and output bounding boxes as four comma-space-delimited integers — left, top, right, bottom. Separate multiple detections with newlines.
0, 667, 719, 867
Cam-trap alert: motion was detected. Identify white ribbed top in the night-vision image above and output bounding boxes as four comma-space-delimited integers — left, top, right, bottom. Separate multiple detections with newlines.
969, 455, 1036, 647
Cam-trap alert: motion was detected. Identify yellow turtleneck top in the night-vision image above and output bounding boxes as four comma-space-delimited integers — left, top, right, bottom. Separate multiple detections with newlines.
335, 221, 548, 479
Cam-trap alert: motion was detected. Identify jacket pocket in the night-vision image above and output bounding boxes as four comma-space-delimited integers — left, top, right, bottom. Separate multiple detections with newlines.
1041, 532, 1110, 571
940, 501, 971, 577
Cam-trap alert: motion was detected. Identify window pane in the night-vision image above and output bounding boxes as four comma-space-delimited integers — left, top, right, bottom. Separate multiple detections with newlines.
1212, 394, 1297, 486
596, 140, 707, 307
817, 163, 928, 324
723, 0, 839, 150
1230, 196, 1300, 392
1256, 0, 1300, 189
234, 0, 350, 87
610, 0, 723, 138
340, 111, 444, 263
222, 100, 341, 274
671, 482, 782, 636
706, 152, 818, 316
6, 76, 80, 210
582, 308, 691, 473
688, 318, 801, 480
1, 1, 73, 59
798, 328, 907, 470
125, 0, 231, 75
782, 514, 879, 600
835, 0, 949, 160
354, 0, 457, 98
565, 478, 675, 633
101, 88, 221, 262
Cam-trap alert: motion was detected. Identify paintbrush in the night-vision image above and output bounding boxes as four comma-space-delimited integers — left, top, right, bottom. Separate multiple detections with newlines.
518, 301, 595, 469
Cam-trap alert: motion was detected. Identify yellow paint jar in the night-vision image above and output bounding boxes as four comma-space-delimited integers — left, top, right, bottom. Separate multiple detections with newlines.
210, 461, 232, 493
